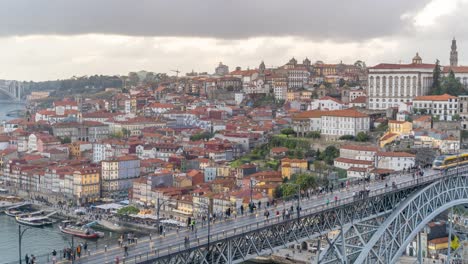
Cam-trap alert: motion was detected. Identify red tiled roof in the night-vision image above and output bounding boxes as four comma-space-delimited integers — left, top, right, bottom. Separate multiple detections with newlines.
319, 96, 344, 104
377, 151, 415, 158
350, 96, 367, 104
442, 66, 468, 73
334, 158, 373, 165
341, 145, 378, 152
292, 110, 323, 119
370, 63, 435, 70
322, 109, 368, 118
413, 94, 457, 101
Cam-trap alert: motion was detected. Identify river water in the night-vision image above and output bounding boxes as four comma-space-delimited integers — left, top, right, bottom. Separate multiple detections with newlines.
0, 214, 123, 264
0, 94, 24, 122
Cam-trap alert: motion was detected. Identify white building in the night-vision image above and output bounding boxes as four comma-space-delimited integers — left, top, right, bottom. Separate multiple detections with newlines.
309, 96, 345, 110
376, 151, 416, 171
367, 53, 434, 110
413, 94, 459, 121
320, 109, 370, 137
339, 145, 378, 161
287, 67, 310, 89
101, 156, 140, 199
235, 93, 244, 105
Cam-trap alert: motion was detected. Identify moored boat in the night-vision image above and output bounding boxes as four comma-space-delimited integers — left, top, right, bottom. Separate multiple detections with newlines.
59, 221, 104, 239
15, 211, 56, 227
16, 215, 54, 227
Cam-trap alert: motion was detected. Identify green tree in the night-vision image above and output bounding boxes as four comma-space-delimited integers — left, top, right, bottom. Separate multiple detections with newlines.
431, 60, 442, 95
441, 70, 465, 96
355, 132, 370, 142
117, 206, 140, 215
306, 131, 321, 139
60, 136, 72, 144
320, 146, 339, 165
339, 135, 355, 140
294, 173, 317, 191
122, 128, 131, 138
338, 78, 346, 87
281, 128, 296, 137
313, 160, 327, 176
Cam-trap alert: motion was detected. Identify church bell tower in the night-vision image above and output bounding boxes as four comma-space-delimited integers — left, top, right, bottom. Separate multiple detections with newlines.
450, 38, 458, 67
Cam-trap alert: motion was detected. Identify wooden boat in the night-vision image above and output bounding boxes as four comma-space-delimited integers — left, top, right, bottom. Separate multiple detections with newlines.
59, 221, 104, 239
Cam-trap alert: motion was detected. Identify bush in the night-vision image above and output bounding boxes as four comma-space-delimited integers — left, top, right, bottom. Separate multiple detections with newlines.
117, 206, 140, 215
355, 132, 370, 142
339, 135, 355, 140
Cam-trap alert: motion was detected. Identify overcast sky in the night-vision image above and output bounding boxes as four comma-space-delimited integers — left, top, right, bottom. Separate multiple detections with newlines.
0, 0, 467, 81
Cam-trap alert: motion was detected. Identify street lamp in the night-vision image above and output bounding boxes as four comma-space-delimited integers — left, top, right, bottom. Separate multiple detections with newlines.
284, 182, 301, 219
195, 201, 211, 250
18, 224, 32, 264
249, 177, 258, 213
156, 195, 171, 235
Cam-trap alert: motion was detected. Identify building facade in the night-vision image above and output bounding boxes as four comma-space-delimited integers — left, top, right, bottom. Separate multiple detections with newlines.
413, 94, 459, 121
368, 53, 434, 110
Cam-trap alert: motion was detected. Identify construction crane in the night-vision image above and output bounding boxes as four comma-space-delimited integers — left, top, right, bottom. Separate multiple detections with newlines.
171, 69, 181, 77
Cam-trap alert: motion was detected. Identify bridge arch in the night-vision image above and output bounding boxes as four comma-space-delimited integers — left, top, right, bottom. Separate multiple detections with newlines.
354, 174, 468, 264
0, 87, 17, 100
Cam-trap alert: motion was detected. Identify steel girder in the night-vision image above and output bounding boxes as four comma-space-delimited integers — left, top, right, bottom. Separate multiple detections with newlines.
138, 187, 417, 264
353, 175, 468, 264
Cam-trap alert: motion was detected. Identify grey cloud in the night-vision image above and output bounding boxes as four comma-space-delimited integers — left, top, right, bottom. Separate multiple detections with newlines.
0, 0, 430, 40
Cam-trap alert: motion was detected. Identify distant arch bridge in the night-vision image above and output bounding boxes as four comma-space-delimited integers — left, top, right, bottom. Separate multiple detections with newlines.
0, 80, 23, 101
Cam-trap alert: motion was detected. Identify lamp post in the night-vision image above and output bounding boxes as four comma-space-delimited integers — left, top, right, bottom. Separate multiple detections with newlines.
196, 201, 211, 250
249, 177, 258, 213
18, 225, 32, 264
284, 183, 301, 219
156, 196, 171, 235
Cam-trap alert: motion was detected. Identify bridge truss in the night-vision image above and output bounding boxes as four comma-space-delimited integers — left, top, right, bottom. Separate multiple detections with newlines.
135, 169, 467, 264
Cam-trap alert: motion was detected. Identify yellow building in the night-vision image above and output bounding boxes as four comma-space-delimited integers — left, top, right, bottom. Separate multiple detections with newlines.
73, 167, 101, 205
388, 120, 412, 134
281, 158, 308, 179
379, 133, 399, 148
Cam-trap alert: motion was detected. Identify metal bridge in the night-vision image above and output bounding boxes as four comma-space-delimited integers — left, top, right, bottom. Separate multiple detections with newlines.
35, 167, 467, 264
0, 80, 23, 101
134, 168, 467, 264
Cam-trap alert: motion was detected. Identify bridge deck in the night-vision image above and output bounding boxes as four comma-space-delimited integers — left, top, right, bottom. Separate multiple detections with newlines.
36, 167, 454, 264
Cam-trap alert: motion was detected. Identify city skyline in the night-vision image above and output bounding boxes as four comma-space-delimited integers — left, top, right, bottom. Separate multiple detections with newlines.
0, 0, 466, 81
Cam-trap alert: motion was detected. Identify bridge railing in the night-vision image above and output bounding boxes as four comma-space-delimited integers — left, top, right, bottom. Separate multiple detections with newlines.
122, 167, 467, 263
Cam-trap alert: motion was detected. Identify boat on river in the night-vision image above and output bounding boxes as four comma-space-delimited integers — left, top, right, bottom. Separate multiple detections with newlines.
16, 212, 56, 227
5, 209, 41, 218
59, 221, 104, 239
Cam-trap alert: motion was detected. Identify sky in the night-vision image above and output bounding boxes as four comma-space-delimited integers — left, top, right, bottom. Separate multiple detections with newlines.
0, 0, 467, 81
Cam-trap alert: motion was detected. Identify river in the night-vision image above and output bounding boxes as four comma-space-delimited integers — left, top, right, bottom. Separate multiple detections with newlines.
0, 214, 122, 264
0, 94, 24, 122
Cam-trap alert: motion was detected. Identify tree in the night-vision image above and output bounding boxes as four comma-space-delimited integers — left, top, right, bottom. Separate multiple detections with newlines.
60, 136, 72, 144
355, 132, 370, 142
320, 146, 339, 165
313, 160, 327, 176
441, 70, 465, 96
190, 132, 213, 141
339, 135, 355, 140
294, 173, 318, 191
122, 128, 131, 138
281, 128, 296, 138
306, 131, 321, 139
117, 206, 140, 215
338, 78, 346, 87
431, 60, 442, 95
